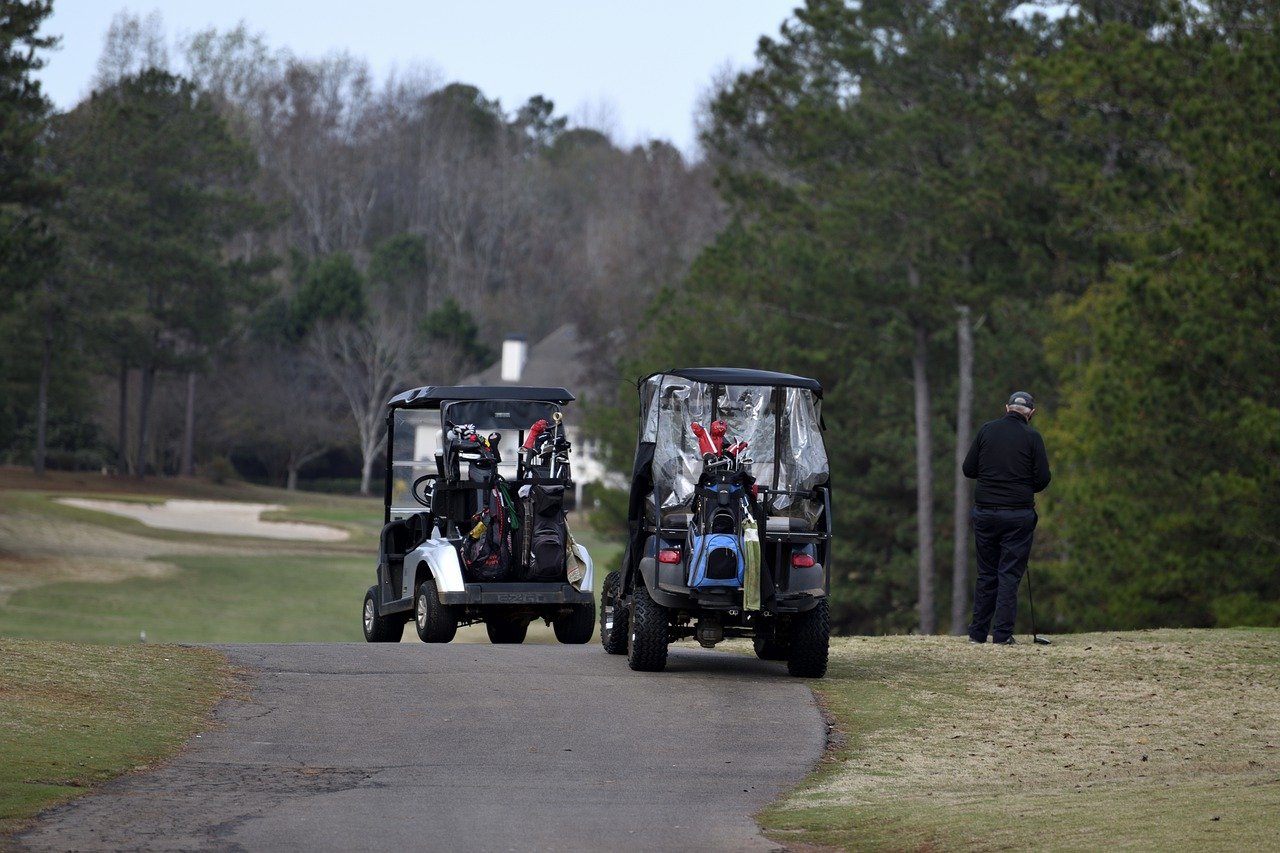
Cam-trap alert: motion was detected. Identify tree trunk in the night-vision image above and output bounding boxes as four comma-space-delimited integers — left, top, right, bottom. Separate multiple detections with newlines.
33, 311, 53, 475
118, 362, 130, 475
180, 370, 196, 477
913, 314, 936, 634
286, 466, 299, 491
950, 305, 975, 635
135, 363, 156, 479
356, 426, 389, 497
359, 451, 375, 497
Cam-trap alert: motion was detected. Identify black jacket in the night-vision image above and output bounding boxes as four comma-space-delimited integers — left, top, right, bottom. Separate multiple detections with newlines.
962, 412, 1051, 508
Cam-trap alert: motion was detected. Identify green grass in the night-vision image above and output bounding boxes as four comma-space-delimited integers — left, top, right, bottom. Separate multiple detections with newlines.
566, 516, 624, 578
759, 629, 1280, 852
0, 554, 373, 644
0, 639, 231, 836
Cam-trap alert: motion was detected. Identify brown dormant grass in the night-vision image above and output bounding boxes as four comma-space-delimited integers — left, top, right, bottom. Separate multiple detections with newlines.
763, 629, 1280, 852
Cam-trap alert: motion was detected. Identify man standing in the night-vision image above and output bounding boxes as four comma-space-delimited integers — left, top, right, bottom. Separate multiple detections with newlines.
963, 391, 1051, 644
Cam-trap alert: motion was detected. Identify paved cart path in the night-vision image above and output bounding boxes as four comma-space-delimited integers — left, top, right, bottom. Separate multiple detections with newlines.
16, 643, 826, 852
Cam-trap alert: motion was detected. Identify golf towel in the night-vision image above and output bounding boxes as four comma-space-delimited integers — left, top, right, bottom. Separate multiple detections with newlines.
742, 516, 761, 610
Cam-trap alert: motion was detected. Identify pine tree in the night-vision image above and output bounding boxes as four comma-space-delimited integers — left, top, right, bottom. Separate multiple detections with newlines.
50, 68, 265, 476
1, 0, 60, 472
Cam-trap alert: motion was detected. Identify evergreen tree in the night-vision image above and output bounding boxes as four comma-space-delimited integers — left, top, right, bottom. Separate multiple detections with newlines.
0, 0, 57, 278
0, 0, 60, 471
50, 68, 265, 476
422, 296, 494, 372
1042, 3, 1280, 628
654, 0, 1054, 632
293, 252, 367, 330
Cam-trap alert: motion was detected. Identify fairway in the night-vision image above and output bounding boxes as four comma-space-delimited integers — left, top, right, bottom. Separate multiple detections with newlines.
0, 472, 381, 644
2, 553, 372, 644
0, 470, 623, 645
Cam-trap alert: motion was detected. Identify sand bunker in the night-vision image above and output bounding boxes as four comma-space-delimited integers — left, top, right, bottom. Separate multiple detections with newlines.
57, 499, 350, 542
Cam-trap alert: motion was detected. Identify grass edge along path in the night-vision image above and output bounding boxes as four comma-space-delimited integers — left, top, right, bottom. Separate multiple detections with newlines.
0, 639, 234, 840
758, 629, 1280, 852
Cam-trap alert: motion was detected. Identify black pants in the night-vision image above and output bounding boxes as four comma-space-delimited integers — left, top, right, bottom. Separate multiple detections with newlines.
968, 507, 1037, 643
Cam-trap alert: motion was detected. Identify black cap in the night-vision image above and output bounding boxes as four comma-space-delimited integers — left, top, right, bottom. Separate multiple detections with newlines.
1007, 391, 1035, 408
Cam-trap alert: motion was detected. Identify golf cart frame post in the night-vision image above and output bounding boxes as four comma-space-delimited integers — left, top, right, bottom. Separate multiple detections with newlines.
363, 384, 595, 644
606, 367, 832, 675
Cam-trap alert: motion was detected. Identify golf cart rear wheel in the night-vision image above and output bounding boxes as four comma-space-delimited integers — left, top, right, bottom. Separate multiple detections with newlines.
415, 579, 457, 643
599, 570, 628, 655
363, 586, 403, 643
752, 636, 790, 661
786, 598, 829, 678
626, 582, 669, 672
553, 600, 596, 644
485, 615, 529, 644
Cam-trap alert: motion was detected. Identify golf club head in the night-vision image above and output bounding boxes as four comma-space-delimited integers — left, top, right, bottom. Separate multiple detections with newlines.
1033, 635, 1052, 646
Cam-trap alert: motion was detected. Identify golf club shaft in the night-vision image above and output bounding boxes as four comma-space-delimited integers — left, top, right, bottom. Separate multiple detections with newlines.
1027, 564, 1051, 644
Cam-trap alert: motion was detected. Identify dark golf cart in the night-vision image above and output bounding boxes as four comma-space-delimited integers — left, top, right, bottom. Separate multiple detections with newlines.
600, 368, 831, 677
362, 384, 595, 645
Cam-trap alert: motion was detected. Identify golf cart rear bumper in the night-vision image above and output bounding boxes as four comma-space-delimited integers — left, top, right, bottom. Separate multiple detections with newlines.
644, 556, 825, 613
440, 582, 593, 606
648, 584, 824, 614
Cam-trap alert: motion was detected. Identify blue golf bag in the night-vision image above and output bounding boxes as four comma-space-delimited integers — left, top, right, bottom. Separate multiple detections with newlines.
686, 476, 748, 590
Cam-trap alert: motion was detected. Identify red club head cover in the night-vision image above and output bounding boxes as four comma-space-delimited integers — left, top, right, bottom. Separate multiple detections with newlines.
709, 420, 727, 453
690, 422, 716, 456
522, 419, 549, 450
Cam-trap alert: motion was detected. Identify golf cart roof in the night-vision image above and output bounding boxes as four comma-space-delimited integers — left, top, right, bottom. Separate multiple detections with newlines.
644, 367, 823, 398
387, 385, 576, 410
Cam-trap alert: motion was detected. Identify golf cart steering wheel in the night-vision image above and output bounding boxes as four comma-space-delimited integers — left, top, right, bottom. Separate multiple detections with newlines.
411, 473, 437, 508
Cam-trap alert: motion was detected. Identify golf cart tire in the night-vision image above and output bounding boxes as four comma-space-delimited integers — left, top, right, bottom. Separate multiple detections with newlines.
753, 636, 791, 661
553, 600, 596, 644
415, 579, 458, 643
485, 615, 529, 644
786, 598, 829, 678
627, 582, 669, 672
599, 570, 628, 655
363, 586, 404, 643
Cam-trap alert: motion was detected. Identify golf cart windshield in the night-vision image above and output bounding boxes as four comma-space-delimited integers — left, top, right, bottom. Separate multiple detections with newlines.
641, 373, 827, 524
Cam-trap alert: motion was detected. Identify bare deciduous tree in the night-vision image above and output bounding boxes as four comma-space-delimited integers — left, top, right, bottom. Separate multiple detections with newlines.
95, 10, 169, 86
214, 344, 350, 489
305, 293, 462, 495
255, 55, 382, 255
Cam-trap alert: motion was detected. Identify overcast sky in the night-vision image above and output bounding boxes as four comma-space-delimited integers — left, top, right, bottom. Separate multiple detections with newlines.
35, 1, 800, 157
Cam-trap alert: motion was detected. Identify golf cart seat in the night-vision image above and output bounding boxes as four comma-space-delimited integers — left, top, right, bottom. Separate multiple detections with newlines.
765, 515, 812, 533
645, 494, 693, 533
646, 492, 815, 537
380, 511, 433, 561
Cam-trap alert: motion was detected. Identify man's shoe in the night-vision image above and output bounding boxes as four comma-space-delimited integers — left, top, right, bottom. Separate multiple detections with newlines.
968, 637, 985, 644
994, 636, 1017, 645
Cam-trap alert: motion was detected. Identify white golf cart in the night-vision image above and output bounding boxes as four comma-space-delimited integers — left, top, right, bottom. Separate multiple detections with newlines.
362, 385, 595, 644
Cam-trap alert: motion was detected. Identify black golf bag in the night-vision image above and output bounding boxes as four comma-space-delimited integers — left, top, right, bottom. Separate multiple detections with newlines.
522, 484, 567, 581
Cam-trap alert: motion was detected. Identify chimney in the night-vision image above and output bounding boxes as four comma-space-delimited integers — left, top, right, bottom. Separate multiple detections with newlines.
500, 335, 528, 382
